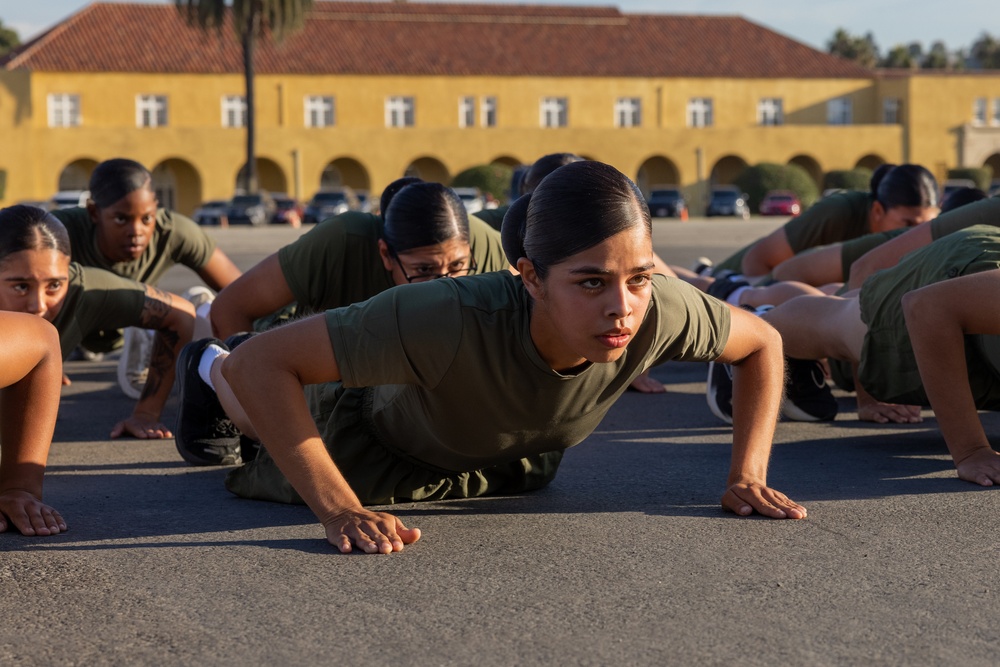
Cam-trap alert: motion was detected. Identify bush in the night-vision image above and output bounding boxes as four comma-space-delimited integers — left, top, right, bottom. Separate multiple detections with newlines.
733, 163, 819, 213
451, 164, 514, 203
822, 168, 872, 193
947, 167, 993, 191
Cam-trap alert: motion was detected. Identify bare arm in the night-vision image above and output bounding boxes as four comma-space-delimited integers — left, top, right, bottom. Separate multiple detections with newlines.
221, 316, 419, 553
847, 224, 933, 291
741, 227, 794, 277
902, 270, 1000, 485
110, 286, 195, 439
210, 253, 296, 338
715, 306, 806, 519
196, 247, 242, 292
771, 245, 844, 286
0, 314, 66, 536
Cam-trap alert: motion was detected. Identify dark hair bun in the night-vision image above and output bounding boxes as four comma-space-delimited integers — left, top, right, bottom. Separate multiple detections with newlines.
501, 194, 531, 266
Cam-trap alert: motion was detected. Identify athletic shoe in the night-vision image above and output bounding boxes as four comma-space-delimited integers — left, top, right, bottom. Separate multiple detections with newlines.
68, 346, 105, 362
706, 275, 751, 302
689, 256, 714, 276
174, 338, 242, 466
117, 327, 154, 400
239, 434, 262, 462
223, 331, 256, 350
782, 357, 838, 422
706, 360, 734, 425
182, 285, 216, 310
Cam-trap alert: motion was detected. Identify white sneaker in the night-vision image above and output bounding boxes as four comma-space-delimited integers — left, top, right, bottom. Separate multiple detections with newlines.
117, 327, 154, 400
182, 286, 217, 340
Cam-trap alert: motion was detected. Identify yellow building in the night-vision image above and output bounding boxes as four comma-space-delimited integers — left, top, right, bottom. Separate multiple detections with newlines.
1, 1, 999, 214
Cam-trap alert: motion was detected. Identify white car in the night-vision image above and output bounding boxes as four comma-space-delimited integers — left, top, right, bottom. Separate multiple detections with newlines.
452, 187, 485, 214
48, 190, 90, 209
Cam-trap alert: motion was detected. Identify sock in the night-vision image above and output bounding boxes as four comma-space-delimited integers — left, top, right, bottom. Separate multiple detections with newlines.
195, 301, 212, 320
726, 285, 752, 306
197, 344, 228, 392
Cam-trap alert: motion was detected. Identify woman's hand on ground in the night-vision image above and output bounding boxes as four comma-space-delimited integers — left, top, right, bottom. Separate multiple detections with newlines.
628, 372, 667, 394
722, 482, 807, 520
110, 414, 173, 439
323, 508, 421, 554
0, 490, 67, 536
955, 449, 1000, 487
857, 395, 923, 424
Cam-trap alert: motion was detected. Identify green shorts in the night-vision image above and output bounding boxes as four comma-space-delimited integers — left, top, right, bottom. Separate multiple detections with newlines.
225, 382, 563, 506
857, 225, 1000, 406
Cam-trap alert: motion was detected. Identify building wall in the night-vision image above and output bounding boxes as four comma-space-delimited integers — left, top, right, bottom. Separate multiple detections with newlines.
0, 67, 965, 214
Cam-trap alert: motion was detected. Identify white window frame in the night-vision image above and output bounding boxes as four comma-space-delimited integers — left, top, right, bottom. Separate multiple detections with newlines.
540, 97, 568, 128
973, 97, 987, 126
48, 93, 81, 128
687, 98, 713, 128
614, 97, 642, 128
882, 98, 901, 125
386, 96, 415, 128
757, 98, 783, 126
481, 96, 497, 128
992, 98, 1000, 126
304, 95, 335, 128
136, 94, 168, 128
458, 96, 475, 128
221, 95, 247, 128
827, 97, 853, 125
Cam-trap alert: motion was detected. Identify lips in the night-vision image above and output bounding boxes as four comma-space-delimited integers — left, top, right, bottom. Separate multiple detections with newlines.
596, 330, 631, 349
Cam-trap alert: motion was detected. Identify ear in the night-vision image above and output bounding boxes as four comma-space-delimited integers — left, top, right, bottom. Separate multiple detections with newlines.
517, 257, 545, 300
85, 200, 99, 224
377, 238, 394, 272
869, 200, 886, 227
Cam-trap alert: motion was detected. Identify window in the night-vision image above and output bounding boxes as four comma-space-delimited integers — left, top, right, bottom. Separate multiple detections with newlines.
827, 97, 852, 125
136, 94, 168, 128
973, 97, 987, 125
458, 96, 475, 128
992, 98, 1000, 126
757, 98, 783, 126
48, 93, 80, 127
687, 98, 713, 128
540, 97, 568, 128
614, 97, 642, 128
481, 96, 497, 127
305, 96, 335, 128
882, 98, 901, 124
386, 96, 415, 128
222, 95, 247, 128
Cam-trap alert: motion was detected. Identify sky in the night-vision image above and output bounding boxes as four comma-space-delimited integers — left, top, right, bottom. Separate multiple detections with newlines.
3, 0, 997, 54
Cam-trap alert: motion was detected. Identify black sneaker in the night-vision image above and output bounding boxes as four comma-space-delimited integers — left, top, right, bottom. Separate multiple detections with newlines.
706, 275, 751, 302
706, 361, 734, 425
223, 331, 256, 350
175, 338, 242, 466
782, 357, 838, 422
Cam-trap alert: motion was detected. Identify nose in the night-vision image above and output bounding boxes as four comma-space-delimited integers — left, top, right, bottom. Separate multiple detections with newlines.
605, 282, 633, 321
25, 288, 46, 317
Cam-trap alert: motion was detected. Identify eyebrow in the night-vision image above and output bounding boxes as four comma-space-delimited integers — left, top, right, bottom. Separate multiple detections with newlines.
568, 263, 656, 276
4, 275, 69, 281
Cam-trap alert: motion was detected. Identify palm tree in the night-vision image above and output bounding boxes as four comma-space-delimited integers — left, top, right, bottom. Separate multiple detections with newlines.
176, 0, 314, 194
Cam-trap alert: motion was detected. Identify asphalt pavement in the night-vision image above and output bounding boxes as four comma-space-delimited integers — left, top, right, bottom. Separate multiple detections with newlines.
2, 218, 998, 667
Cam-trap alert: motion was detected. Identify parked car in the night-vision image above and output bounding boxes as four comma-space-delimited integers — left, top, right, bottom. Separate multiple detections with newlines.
355, 190, 373, 213
941, 178, 976, 203
227, 192, 276, 226
192, 199, 230, 226
452, 187, 485, 214
303, 188, 359, 224
48, 190, 90, 210
758, 190, 801, 216
271, 194, 303, 227
705, 186, 751, 219
646, 186, 687, 219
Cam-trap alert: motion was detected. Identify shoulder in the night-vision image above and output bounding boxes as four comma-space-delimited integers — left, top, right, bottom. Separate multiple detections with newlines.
77, 264, 144, 292
157, 208, 208, 237
50, 207, 90, 231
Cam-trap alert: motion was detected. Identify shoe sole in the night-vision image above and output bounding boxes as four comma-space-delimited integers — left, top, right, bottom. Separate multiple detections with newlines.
780, 397, 837, 422
705, 361, 734, 425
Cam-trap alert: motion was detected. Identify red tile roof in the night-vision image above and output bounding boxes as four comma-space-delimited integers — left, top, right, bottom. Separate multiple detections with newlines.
2, 1, 874, 79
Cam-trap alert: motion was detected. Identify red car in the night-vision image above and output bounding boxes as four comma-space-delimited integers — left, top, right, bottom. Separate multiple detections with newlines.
759, 190, 801, 216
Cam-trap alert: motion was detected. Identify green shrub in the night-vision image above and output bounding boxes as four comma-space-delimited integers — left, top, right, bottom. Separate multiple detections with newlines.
947, 167, 993, 191
451, 164, 514, 203
734, 163, 819, 213
822, 168, 872, 193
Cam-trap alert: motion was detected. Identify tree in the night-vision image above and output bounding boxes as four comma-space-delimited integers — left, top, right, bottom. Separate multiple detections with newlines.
451, 164, 514, 203
922, 41, 951, 69
734, 163, 819, 214
827, 28, 880, 69
882, 44, 915, 69
176, 0, 314, 194
0, 19, 20, 56
970, 33, 1000, 69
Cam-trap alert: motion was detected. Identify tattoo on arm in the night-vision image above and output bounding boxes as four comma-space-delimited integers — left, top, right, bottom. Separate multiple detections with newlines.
137, 285, 180, 401
139, 285, 173, 330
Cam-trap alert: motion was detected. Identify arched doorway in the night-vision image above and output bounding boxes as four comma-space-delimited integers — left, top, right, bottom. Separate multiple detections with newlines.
636, 155, 681, 196
855, 154, 886, 171
319, 157, 371, 193
710, 155, 749, 185
151, 158, 202, 215
403, 156, 449, 184
57, 158, 99, 192
490, 155, 522, 168
789, 154, 823, 188
236, 157, 288, 195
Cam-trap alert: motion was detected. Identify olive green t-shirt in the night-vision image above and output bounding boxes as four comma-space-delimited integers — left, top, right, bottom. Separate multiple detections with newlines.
277, 210, 510, 315
715, 191, 873, 274
49, 263, 147, 359
324, 272, 731, 472
838, 228, 909, 280
471, 205, 510, 232
52, 207, 216, 285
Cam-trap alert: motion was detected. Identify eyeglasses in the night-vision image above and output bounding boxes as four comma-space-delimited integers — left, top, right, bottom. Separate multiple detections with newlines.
391, 251, 478, 283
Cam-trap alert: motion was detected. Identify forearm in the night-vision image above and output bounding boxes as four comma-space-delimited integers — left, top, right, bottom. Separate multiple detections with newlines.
848, 226, 932, 290
210, 299, 259, 339
0, 348, 61, 498
728, 340, 783, 485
